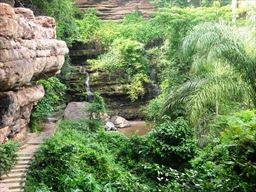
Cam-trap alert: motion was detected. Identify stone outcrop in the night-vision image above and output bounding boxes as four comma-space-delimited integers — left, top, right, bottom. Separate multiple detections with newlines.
68, 41, 159, 120
75, 0, 154, 21
0, 3, 68, 143
64, 102, 90, 120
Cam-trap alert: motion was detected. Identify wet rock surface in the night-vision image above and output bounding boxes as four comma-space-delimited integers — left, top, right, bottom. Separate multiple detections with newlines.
0, 3, 68, 143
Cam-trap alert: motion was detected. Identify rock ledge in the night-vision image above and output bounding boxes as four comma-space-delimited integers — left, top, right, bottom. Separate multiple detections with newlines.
0, 3, 69, 143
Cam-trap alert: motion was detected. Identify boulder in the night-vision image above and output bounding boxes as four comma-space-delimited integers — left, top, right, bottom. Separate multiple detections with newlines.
110, 116, 131, 128
105, 121, 116, 131
64, 102, 90, 120
0, 2, 15, 18
15, 7, 35, 19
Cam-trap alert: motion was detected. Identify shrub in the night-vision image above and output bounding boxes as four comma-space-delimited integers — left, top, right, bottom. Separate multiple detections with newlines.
25, 123, 150, 192
0, 141, 18, 176
31, 0, 81, 45
76, 9, 101, 42
146, 117, 196, 170
86, 92, 106, 119
31, 77, 66, 130
183, 110, 256, 191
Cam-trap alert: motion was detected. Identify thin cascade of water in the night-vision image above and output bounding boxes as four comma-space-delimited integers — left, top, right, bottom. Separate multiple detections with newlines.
81, 67, 93, 102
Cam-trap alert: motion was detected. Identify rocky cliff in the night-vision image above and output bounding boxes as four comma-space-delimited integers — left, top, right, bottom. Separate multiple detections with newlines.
68, 42, 159, 120
0, 3, 69, 144
75, 0, 154, 21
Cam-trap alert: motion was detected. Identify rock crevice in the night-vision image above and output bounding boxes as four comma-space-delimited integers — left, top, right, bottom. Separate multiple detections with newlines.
0, 3, 68, 143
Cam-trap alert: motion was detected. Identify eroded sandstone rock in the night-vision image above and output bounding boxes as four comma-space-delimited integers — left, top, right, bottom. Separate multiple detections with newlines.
0, 85, 45, 142
0, 3, 69, 143
64, 102, 91, 120
0, 3, 68, 91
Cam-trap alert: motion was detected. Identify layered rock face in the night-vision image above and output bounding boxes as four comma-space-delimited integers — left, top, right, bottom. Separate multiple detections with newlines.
75, 0, 154, 21
68, 42, 159, 120
0, 3, 68, 143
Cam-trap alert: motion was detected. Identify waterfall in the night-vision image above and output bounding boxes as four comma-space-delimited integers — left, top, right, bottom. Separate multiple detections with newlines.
82, 68, 93, 102
148, 67, 160, 98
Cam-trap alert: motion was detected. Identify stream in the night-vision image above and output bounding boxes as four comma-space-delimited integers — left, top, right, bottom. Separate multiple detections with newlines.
118, 121, 152, 136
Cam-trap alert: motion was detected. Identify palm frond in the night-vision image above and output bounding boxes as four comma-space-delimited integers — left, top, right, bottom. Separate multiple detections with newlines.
183, 21, 256, 105
161, 71, 251, 126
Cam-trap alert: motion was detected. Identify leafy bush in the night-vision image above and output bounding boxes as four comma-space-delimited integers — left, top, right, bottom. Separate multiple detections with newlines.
26, 111, 256, 191
89, 39, 150, 101
112, 118, 196, 185
31, 77, 66, 130
86, 92, 106, 119
25, 116, 197, 191
0, 141, 18, 176
31, 0, 81, 45
25, 124, 151, 192
181, 110, 256, 191
146, 117, 196, 170
76, 9, 101, 42
85, 92, 106, 131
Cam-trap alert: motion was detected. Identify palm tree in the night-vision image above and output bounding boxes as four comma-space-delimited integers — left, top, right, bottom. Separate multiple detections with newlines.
161, 22, 255, 128
182, 22, 256, 104
161, 63, 251, 127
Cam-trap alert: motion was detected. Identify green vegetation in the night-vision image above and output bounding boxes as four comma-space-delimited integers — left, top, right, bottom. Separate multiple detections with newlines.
150, 0, 232, 7
31, 77, 66, 130
85, 92, 106, 131
0, 141, 18, 176
21, 0, 256, 191
26, 110, 256, 191
87, 6, 233, 102
25, 117, 196, 191
89, 39, 150, 101
31, 0, 81, 45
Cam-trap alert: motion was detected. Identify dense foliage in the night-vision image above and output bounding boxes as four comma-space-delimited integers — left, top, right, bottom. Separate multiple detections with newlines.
31, 0, 81, 45
25, 110, 256, 191
0, 141, 18, 176
31, 77, 66, 130
150, 0, 232, 7
163, 110, 256, 191
87, 6, 233, 102
25, 117, 195, 191
89, 39, 150, 101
